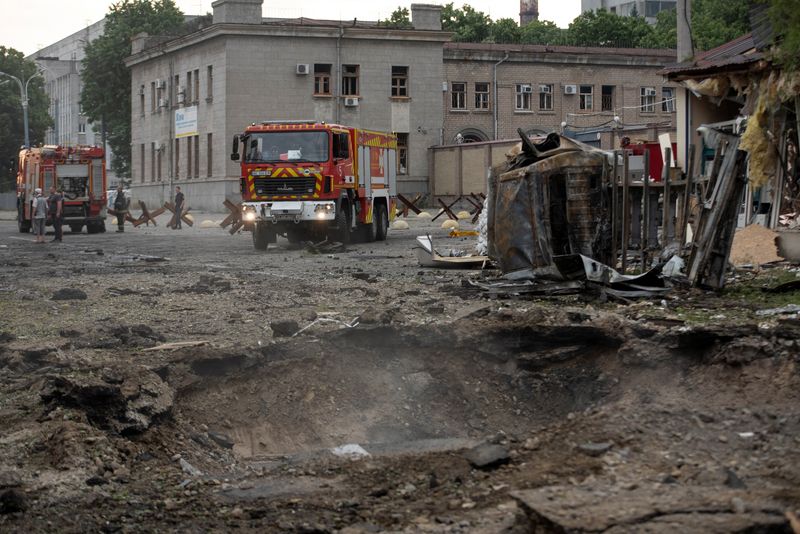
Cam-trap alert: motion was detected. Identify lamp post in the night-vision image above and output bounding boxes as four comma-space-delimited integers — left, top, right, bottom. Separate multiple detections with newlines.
0, 69, 42, 148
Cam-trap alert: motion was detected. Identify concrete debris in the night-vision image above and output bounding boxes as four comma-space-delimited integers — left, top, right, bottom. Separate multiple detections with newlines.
463, 443, 510, 470
331, 444, 370, 459
179, 458, 203, 477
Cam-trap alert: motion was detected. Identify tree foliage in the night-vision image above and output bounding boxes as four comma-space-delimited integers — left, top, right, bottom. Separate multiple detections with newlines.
379, 7, 413, 29
567, 9, 654, 48
519, 20, 565, 45
0, 47, 51, 191
441, 3, 493, 43
761, 0, 800, 70
651, 8, 677, 49
80, 0, 184, 178
691, 0, 750, 51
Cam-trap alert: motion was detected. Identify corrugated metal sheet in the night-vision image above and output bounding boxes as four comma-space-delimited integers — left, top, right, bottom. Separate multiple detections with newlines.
749, 3, 774, 51
659, 33, 764, 78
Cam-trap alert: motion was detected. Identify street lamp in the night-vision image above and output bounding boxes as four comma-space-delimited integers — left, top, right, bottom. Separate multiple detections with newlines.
0, 69, 42, 148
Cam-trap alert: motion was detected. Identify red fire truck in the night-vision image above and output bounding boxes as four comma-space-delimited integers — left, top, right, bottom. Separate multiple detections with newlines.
16, 145, 108, 233
231, 121, 397, 249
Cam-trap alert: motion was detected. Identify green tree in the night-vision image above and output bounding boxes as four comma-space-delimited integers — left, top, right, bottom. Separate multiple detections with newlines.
488, 18, 521, 44
567, 9, 654, 48
0, 47, 51, 191
763, 0, 800, 70
441, 3, 493, 43
379, 7, 413, 29
519, 20, 565, 45
691, 0, 749, 51
651, 8, 677, 49
80, 0, 184, 179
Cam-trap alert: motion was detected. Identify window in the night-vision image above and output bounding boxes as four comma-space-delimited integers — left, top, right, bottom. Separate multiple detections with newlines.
194, 134, 199, 178
391, 66, 408, 97
139, 85, 145, 116
206, 65, 213, 101
539, 84, 553, 110
193, 69, 200, 104
474, 82, 489, 110
157, 145, 162, 181
314, 64, 331, 95
151, 142, 156, 182
150, 82, 156, 113
173, 75, 180, 108
601, 85, 614, 112
515, 84, 531, 111
579, 85, 593, 110
396, 133, 408, 175
662, 87, 675, 112
186, 136, 192, 179
175, 139, 180, 178
186, 70, 192, 103
641, 86, 656, 112
207, 133, 213, 177
342, 64, 359, 96
140, 144, 145, 183
78, 120, 86, 134
451, 82, 466, 109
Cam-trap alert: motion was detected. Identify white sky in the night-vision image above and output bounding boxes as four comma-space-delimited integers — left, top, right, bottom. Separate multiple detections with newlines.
0, 0, 581, 57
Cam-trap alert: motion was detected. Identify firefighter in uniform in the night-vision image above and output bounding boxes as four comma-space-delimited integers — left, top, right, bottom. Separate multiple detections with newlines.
114, 185, 129, 232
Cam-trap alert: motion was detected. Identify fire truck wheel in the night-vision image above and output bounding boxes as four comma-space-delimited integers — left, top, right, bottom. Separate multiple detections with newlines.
334, 204, 351, 245
375, 203, 389, 241
252, 224, 270, 250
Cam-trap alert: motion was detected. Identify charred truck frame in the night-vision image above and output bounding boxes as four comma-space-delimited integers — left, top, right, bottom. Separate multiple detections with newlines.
231, 121, 397, 249
16, 145, 107, 234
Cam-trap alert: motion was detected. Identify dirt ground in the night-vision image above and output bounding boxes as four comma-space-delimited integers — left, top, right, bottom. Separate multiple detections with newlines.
1, 210, 799, 533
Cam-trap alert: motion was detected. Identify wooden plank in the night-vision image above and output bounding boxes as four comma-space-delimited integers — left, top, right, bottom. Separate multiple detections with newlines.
611, 151, 619, 269
662, 147, 672, 244
678, 144, 695, 248
621, 150, 631, 273
642, 149, 650, 270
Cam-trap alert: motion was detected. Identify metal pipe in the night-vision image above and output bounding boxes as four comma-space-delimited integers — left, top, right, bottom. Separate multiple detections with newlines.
0, 70, 40, 148
492, 52, 509, 140
335, 24, 343, 124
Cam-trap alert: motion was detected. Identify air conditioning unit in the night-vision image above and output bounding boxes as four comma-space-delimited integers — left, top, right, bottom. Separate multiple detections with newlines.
177, 86, 186, 105
644, 88, 657, 96
296, 63, 310, 75
158, 97, 167, 108
521, 85, 533, 94
155, 79, 166, 89
539, 84, 551, 94
138, 86, 145, 96
564, 84, 577, 95
344, 97, 359, 107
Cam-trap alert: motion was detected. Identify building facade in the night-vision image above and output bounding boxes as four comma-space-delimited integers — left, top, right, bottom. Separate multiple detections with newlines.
581, 0, 676, 23
126, 0, 448, 209
28, 20, 120, 183
443, 43, 678, 149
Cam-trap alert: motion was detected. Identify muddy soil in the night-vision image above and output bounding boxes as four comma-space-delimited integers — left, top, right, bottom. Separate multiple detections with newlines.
1, 214, 799, 533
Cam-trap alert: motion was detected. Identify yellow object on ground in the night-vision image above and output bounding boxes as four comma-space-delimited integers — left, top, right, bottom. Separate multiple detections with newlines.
449, 229, 479, 237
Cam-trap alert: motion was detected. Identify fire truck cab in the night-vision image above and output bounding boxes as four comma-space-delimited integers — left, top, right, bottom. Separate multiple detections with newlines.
16, 145, 107, 234
231, 121, 397, 250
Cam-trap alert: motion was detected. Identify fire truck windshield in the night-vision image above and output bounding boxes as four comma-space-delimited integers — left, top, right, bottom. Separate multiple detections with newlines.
245, 131, 329, 163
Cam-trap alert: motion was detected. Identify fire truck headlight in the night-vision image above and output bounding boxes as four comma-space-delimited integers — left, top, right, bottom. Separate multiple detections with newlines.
243, 211, 256, 222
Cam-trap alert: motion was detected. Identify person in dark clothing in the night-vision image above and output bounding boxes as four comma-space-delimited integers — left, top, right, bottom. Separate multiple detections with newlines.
47, 185, 63, 242
113, 184, 128, 232
173, 186, 184, 230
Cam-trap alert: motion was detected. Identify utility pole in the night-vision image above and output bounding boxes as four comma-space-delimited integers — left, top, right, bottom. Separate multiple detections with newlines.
0, 70, 41, 148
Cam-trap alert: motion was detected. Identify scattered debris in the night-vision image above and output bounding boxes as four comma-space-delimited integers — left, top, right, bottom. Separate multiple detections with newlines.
755, 304, 800, 316
414, 235, 488, 269
730, 224, 783, 266
577, 442, 614, 457
51, 288, 87, 301
142, 340, 209, 352
179, 458, 203, 477
271, 320, 300, 337
463, 443, 510, 470
331, 444, 370, 459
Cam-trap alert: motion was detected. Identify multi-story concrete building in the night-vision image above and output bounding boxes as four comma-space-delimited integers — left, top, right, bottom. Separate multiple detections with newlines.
125, 0, 448, 209
28, 20, 119, 182
581, 0, 676, 23
443, 42, 677, 149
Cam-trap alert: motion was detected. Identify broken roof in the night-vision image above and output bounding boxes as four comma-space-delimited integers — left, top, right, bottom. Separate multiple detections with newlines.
660, 33, 766, 80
